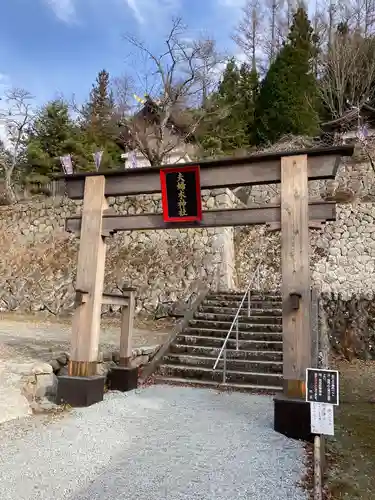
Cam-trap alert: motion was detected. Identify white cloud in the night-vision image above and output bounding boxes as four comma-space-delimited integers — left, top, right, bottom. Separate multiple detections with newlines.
219, 0, 246, 7
126, 0, 144, 23
124, 0, 181, 25
44, 0, 77, 23
0, 73, 9, 86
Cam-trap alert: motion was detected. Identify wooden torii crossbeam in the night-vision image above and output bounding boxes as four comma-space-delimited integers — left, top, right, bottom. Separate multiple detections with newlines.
66, 201, 336, 235
55, 145, 354, 441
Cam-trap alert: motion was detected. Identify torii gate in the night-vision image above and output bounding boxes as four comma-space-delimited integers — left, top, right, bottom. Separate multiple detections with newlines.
56, 145, 353, 440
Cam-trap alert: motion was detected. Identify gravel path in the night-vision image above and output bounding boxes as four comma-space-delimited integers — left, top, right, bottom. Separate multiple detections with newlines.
0, 317, 171, 425
0, 386, 308, 500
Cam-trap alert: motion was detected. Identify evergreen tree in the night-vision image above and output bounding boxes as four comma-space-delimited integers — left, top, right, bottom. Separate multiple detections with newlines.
199, 58, 259, 156
238, 62, 259, 138
81, 69, 122, 169
253, 7, 320, 145
217, 58, 241, 102
25, 100, 91, 181
82, 69, 114, 138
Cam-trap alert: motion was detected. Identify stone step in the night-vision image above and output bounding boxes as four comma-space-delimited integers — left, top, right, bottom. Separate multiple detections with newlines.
208, 291, 281, 299
158, 364, 283, 386
163, 354, 283, 373
183, 328, 283, 342
199, 305, 282, 316
206, 293, 281, 303
170, 344, 283, 362
175, 335, 283, 350
154, 376, 283, 393
203, 299, 282, 310
194, 311, 282, 325
189, 319, 282, 333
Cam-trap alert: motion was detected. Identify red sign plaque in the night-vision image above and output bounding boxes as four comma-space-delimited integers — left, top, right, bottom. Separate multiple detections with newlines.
160, 165, 202, 223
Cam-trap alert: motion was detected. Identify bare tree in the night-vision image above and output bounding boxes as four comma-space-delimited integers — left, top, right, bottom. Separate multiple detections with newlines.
0, 88, 34, 202
319, 30, 375, 122
266, 0, 279, 62
233, 0, 264, 71
190, 37, 224, 108
121, 18, 212, 166
112, 74, 134, 117
258, 0, 291, 67
347, 0, 375, 35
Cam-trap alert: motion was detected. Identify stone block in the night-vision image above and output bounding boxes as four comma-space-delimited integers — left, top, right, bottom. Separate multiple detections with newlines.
56, 375, 105, 407
35, 373, 58, 399
107, 366, 138, 392
274, 395, 313, 442
31, 363, 53, 375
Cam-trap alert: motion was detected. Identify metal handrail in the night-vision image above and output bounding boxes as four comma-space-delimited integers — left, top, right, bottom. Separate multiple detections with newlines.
213, 261, 262, 383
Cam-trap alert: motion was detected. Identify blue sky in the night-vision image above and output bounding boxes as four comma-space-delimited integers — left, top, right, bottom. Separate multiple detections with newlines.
0, 0, 245, 106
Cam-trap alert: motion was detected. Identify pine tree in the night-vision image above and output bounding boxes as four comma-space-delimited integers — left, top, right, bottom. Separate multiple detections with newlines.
238, 62, 259, 138
198, 58, 260, 156
25, 100, 91, 180
198, 59, 242, 156
217, 58, 241, 103
253, 7, 320, 145
81, 69, 122, 169
82, 70, 114, 138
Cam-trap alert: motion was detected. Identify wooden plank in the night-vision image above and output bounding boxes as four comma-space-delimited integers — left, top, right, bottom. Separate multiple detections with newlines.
102, 295, 128, 306
75, 290, 132, 306
68, 176, 107, 377
61, 146, 353, 200
281, 155, 311, 399
119, 290, 136, 366
266, 220, 325, 232
66, 202, 336, 234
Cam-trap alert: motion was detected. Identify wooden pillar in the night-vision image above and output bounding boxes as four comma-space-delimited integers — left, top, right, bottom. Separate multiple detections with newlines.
119, 289, 136, 367
69, 176, 107, 377
281, 155, 311, 399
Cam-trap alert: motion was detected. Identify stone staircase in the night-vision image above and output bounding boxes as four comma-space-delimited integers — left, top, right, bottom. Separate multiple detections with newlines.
155, 291, 284, 392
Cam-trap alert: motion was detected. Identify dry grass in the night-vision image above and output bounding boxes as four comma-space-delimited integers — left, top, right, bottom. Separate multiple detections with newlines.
324, 358, 375, 499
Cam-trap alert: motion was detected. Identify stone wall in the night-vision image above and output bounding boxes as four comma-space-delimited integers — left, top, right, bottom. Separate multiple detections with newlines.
3, 147, 375, 339
321, 294, 375, 361
234, 151, 375, 361
0, 189, 238, 316
235, 202, 375, 295
246, 154, 375, 206
235, 147, 375, 297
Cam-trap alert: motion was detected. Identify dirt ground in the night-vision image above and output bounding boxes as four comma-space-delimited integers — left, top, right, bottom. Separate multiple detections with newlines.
0, 312, 175, 364
0, 312, 175, 425
324, 358, 375, 499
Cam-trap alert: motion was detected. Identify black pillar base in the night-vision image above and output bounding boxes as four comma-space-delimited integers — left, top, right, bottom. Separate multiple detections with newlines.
107, 366, 138, 392
274, 395, 313, 442
56, 375, 105, 407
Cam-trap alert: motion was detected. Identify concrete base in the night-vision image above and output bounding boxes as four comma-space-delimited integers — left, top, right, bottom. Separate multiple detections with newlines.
107, 366, 138, 392
274, 395, 313, 442
56, 375, 105, 407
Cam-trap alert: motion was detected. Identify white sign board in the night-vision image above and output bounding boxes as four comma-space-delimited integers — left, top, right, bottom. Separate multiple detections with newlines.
310, 402, 335, 436
93, 151, 104, 171
306, 368, 339, 405
60, 155, 73, 175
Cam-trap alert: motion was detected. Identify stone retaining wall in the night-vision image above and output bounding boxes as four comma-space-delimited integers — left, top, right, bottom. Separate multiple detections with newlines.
235, 202, 375, 297
0, 189, 239, 316
246, 154, 375, 206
